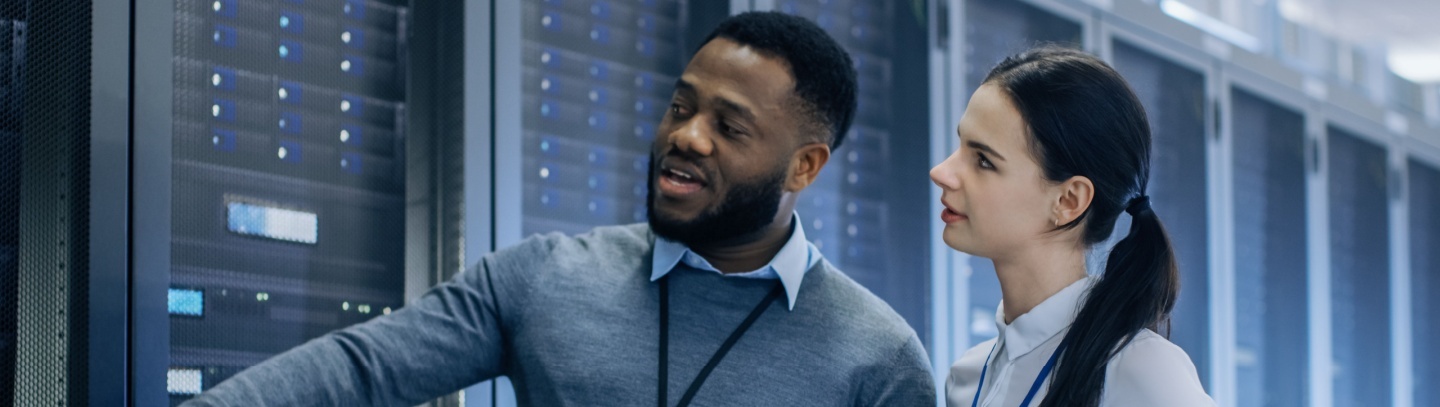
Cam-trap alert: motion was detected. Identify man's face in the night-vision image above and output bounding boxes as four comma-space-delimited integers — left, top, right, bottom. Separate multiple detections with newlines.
646, 38, 807, 246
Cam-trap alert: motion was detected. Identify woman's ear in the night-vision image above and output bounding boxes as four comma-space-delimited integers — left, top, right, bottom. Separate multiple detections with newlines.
786, 143, 831, 192
1053, 175, 1094, 226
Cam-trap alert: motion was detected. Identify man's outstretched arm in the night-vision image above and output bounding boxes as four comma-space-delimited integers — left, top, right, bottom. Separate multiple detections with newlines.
182, 257, 510, 407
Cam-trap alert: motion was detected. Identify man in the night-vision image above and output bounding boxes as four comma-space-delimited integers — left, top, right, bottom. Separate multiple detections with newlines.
185, 12, 934, 406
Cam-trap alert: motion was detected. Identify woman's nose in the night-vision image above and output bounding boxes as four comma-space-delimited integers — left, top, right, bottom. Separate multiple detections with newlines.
930, 152, 961, 190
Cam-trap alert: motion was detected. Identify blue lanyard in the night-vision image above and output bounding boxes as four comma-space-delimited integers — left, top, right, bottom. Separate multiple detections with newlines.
969, 341, 1067, 407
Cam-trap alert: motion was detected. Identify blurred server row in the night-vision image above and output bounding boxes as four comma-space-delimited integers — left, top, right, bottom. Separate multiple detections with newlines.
518, 0, 682, 236
775, 0, 932, 345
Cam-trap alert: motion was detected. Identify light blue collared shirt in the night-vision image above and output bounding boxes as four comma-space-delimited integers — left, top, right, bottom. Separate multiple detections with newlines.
650, 212, 820, 311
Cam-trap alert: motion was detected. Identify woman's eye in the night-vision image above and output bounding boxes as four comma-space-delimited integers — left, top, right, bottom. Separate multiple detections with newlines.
978, 153, 995, 170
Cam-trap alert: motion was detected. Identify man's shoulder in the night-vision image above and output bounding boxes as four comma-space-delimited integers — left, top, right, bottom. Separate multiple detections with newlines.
799, 260, 921, 346
496, 223, 652, 258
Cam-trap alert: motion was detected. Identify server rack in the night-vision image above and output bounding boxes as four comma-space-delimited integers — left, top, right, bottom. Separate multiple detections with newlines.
1326, 125, 1392, 406
1229, 86, 1309, 407
163, 0, 411, 404
1411, 159, 1440, 407
1110, 38, 1214, 390
504, 0, 686, 238
773, 0, 934, 349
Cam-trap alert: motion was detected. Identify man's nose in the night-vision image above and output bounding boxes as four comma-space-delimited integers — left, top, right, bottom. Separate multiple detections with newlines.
666, 117, 714, 157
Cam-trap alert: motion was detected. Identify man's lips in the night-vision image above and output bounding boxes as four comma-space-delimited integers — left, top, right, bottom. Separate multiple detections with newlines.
656, 162, 708, 197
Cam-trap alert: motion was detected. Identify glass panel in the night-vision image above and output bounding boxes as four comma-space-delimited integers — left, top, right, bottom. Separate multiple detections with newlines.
1327, 127, 1390, 407
1230, 88, 1308, 407
1411, 159, 1440, 407
518, 0, 683, 236
776, 0, 933, 346
168, 0, 410, 403
1111, 40, 1210, 388
961, 0, 1082, 346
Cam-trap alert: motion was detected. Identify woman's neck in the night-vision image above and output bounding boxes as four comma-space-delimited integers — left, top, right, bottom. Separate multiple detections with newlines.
992, 244, 1088, 324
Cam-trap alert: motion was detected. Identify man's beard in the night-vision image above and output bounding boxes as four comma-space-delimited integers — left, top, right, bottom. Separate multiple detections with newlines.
646, 155, 786, 248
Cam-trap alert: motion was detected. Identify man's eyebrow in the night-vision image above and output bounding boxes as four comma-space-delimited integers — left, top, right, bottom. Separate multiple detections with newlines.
673, 78, 694, 93
714, 97, 755, 122
965, 140, 1006, 161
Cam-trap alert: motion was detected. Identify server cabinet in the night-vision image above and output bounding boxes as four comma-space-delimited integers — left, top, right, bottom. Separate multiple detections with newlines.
1326, 126, 1391, 407
1230, 87, 1309, 407
160, 0, 413, 404
1411, 158, 1440, 407
772, 0, 934, 348
1110, 39, 1212, 388
960, 0, 1082, 347
500, 0, 686, 238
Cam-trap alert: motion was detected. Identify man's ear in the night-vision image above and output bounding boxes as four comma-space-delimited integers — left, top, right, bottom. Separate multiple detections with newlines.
1053, 175, 1094, 226
786, 142, 831, 192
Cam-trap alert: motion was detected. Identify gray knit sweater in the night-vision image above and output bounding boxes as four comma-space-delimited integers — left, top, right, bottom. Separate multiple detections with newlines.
183, 224, 936, 406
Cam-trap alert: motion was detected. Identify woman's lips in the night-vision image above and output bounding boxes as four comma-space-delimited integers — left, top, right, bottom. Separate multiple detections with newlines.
940, 207, 967, 224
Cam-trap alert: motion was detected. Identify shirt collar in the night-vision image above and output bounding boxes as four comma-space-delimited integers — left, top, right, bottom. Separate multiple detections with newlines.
994, 276, 1096, 361
650, 212, 818, 311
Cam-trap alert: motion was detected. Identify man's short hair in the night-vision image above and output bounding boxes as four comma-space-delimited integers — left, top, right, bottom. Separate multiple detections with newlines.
701, 12, 858, 150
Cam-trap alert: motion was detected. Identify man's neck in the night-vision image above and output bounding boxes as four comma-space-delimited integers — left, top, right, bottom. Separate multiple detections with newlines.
992, 244, 1087, 324
691, 214, 793, 274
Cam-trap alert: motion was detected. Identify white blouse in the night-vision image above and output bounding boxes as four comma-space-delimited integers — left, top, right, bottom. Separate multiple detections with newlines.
946, 277, 1216, 407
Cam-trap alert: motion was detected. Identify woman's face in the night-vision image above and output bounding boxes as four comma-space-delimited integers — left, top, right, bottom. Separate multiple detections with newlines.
930, 83, 1063, 259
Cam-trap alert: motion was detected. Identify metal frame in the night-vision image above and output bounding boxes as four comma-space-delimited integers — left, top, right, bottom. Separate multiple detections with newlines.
89, 0, 133, 404
927, 0, 962, 397
129, 0, 174, 405
1389, 131, 1414, 407
465, 0, 512, 404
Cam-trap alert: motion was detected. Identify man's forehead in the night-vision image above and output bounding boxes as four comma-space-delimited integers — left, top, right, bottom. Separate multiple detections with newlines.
679, 39, 795, 106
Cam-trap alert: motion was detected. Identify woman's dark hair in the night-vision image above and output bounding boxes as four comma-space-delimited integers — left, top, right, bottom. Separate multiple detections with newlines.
982, 46, 1180, 407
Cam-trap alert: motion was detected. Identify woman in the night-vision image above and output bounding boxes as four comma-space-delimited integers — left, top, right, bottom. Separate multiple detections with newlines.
934, 46, 1215, 407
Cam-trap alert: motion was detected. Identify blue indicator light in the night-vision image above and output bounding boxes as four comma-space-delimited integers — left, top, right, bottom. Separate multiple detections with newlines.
279, 11, 304, 33
278, 40, 303, 62
210, 98, 236, 122
277, 139, 303, 163
168, 288, 204, 317
343, 0, 367, 19
226, 201, 318, 244
212, 0, 237, 18
340, 152, 362, 174
340, 124, 362, 145
211, 129, 236, 152
210, 66, 236, 91
212, 25, 237, 48
279, 111, 303, 134
278, 80, 303, 104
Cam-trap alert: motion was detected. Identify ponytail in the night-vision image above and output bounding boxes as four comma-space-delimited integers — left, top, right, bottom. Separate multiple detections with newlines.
1038, 195, 1180, 407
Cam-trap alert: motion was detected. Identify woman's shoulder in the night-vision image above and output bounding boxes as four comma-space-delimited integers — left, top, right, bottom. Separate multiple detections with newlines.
1104, 330, 1216, 406
944, 338, 996, 407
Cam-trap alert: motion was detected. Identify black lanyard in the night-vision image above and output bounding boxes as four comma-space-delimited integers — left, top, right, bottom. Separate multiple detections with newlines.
657, 276, 783, 407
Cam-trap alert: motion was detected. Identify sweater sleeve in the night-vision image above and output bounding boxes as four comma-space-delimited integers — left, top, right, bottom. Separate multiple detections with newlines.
181, 251, 519, 407
856, 334, 938, 407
